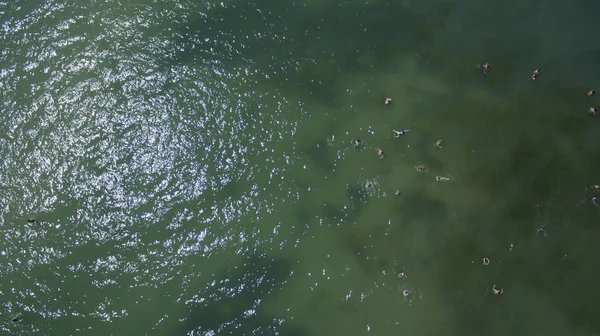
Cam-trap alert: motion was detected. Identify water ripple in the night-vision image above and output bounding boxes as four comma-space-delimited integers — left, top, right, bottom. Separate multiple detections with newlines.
0, 0, 310, 333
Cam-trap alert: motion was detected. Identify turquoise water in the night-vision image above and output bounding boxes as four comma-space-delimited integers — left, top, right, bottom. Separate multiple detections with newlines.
2, 0, 600, 334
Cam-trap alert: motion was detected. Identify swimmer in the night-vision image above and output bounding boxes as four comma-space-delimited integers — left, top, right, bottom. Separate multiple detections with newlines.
436, 139, 443, 148
395, 190, 401, 196
531, 68, 540, 81
415, 165, 426, 172
435, 176, 450, 182
593, 185, 600, 191
492, 285, 503, 295
538, 225, 546, 233
591, 196, 600, 211
589, 107, 597, 116
403, 290, 409, 297
482, 63, 490, 72
588, 90, 595, 97
354, 139, 361, 147
398, 272, 405, 278
27, 218, 36, 223
385, 97, 392, 105
365, 181, 374, 189
377, 148, 385, 159
482, 257, 490, 266
393, 129, 410, 138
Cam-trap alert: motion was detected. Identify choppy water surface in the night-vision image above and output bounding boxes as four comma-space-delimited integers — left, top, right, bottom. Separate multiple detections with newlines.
2, 0, 600, 334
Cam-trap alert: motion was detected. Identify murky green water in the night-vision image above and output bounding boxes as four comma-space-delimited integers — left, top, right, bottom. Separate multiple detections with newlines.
2, 0, 600, 334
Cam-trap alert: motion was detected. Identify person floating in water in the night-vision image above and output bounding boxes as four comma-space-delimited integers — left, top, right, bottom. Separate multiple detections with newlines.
393, 129, 410, 138
477, 63, 491, 73
27, 218, 36, 223
588, 90, 595, 97
436, 139, 443, 148
398, 272, 405, 278
403, 290, 409, 297
354, 139, 361, 147
385, 97, 392, 105
589, 107, 597, 116
415, 165, 426, 172
377, 148, 384, 159
531, 69, 540, 81
492, 285, 503, 295
435, 176, 450, 182
482, 257, 490, 266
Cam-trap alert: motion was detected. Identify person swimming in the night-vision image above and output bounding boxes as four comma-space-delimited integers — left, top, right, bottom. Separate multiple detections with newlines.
588, 90, 595, 97
481, 63, 490, 73
377, 148, 384, 159
436, 139, 443, 148
482, 257, 490, 266
531, 68, 540, 81
589, 107, 597, 115
385, 97, 392, 105
393, 130, 410, 138
492, 285, 503, 295
435, 176, 450, 182
354, 139, 361, 147
415, 165, 426, 172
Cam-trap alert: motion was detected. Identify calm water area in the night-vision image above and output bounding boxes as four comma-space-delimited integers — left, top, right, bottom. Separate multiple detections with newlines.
1, 0, 600, 335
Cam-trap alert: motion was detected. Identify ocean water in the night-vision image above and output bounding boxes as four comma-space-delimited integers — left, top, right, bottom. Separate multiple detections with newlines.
1, 0, 600, 335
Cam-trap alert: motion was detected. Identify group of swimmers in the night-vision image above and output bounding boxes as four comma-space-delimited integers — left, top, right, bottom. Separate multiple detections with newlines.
353, 100, 449, 185
352, 63, 600, 297
353, 97, 453, 298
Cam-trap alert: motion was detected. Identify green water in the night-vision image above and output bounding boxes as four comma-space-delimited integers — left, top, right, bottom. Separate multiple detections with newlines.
2, 0, 600, 334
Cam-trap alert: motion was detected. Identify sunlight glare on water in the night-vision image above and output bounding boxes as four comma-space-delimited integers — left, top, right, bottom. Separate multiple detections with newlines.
0, 0, 308, 334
